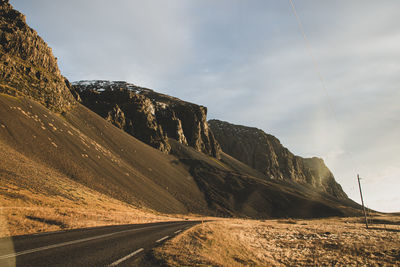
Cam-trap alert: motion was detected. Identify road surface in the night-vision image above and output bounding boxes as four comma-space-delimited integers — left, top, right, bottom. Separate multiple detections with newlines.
0, 220, 201, 266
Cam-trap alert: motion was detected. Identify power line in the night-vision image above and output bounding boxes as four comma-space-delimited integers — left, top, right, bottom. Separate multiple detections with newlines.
288, 0, 366, 208
288, 0, 337, 122
288, 0, 360, 164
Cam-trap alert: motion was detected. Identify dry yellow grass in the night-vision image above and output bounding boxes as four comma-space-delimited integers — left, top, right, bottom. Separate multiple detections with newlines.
154, 216, 400, 266
0, 140, 182, 237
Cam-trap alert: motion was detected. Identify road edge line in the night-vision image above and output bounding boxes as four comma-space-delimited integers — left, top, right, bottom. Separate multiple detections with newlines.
155, 236, 169, 243
108, 248, 144, 266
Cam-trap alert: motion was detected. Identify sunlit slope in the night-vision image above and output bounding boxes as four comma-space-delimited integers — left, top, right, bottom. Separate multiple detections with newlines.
0, 94, 208, 214
0, 138, 175, 237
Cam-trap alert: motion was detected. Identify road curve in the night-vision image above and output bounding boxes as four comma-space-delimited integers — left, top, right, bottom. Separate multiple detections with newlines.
0, 220, 201, 266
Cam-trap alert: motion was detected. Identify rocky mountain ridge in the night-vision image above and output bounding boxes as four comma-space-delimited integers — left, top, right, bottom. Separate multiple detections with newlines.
0, 0, 76, 113
72, 80, 220, 158
208, 119, 347, 199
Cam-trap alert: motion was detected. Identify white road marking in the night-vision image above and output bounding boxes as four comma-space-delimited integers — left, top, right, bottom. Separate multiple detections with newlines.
174, 230, 182, 234
0, 223, 177, 260
156, 236, 169, 243
108, 248, 144, 266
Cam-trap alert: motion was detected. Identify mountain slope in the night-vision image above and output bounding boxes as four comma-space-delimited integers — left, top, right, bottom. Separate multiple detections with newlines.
0, 94, 210, 214
0, 93, 361, 220
208, 119, 347, 199
0, 136, 172, 237
168, 139, 360, 218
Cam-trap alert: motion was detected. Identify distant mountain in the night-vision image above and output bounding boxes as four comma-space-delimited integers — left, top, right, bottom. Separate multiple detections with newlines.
208, 119, 347, 199
0, 0, 362, 227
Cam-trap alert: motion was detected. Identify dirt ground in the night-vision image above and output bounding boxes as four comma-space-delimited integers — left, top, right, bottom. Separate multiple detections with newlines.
154, 215, 400, 266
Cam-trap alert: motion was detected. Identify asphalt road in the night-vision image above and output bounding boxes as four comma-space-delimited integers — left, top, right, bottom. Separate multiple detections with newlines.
0, 220, 201, 266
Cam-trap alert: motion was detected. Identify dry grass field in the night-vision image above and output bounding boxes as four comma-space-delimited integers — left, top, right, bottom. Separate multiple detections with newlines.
154, 215, 400, 266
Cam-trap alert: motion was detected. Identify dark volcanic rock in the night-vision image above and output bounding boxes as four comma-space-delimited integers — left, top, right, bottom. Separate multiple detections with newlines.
72, 80, 221, 157
208, 119, 347, 199
0, 0, 76, 113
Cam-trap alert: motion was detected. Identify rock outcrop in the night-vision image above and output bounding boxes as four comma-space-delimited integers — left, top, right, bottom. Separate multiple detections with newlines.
72, 80, 220, 157
208, 119, 347, 199
0, 0, 76, 113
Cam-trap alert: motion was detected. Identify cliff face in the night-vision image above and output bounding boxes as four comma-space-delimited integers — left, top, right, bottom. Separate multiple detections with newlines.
0, 0, 76, 113
208, 119, 347, 199
72, 80, 220, 158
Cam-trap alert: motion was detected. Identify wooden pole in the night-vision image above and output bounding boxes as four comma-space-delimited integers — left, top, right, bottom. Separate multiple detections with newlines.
357, 174, 368, 229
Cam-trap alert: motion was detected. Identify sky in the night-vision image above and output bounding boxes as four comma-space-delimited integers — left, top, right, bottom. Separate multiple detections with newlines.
11, 0, 399, 212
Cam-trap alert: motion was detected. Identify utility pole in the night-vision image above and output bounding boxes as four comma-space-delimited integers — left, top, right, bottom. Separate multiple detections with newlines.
357, 174, 368, 229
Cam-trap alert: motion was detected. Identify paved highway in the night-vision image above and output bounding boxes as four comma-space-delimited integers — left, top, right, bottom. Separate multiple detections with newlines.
0, 220, 201, 266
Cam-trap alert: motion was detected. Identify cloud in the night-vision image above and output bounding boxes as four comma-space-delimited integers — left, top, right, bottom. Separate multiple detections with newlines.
13, 0, 195, 87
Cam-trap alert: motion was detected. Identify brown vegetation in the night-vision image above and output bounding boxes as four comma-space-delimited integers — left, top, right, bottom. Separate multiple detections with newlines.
154, 216, 400, 266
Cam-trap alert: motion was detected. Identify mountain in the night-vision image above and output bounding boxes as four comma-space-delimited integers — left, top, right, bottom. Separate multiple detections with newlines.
208, 119, 348, 199
72, 80, 220, 158
0, 0, 75, 113
0, 0, 362, 234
